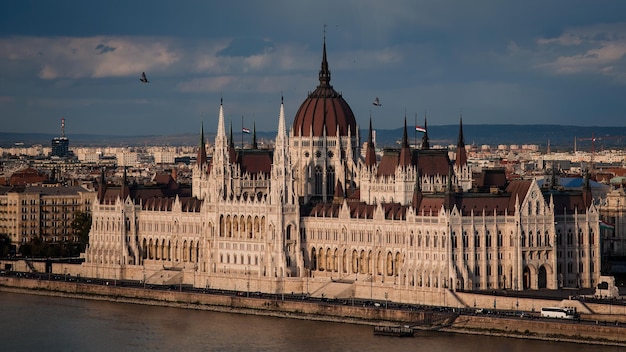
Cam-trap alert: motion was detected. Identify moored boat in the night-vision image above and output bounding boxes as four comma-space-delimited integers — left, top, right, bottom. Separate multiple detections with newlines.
373, 325, 414, 337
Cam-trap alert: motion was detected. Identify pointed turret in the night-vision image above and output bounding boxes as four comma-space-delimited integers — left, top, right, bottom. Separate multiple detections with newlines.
228, 121, 236, 162
277, 95, 287, 141
582, 168, 593, 207
229, 121, 234, 149
196, 122, 208, 167
455, 116, 467, 167
97, 167, 107, 203
217, 97, 226, 142
333, 180, 344, 204
365, 116, 377, 168
272, 96, 293, 205
399, 116, 411, 167
120, 166, 130, 200
421, 115, 430, 150
213, 97, 229, 166
411, 168, 423, 210
443, 163, 455, 210
252, 121, 258, 149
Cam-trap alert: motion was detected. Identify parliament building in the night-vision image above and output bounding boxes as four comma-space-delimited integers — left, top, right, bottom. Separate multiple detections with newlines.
81, 39, 601, 305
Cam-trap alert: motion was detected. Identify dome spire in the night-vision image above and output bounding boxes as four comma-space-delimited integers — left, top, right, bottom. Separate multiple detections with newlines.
319, 25, 331, 88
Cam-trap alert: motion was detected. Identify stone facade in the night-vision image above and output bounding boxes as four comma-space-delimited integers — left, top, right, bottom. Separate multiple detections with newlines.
80, 41, 602, 305
0, 184, 93, 249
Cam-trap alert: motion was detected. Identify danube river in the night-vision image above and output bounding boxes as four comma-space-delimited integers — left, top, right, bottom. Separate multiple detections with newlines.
0, 291, 622, 352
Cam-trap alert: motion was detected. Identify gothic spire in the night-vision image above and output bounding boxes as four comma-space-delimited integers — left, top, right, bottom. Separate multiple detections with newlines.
252, 121, 258, 149
97, 167, 107, 203
455, 114, 467, 166
217, 97, 226, 139
229, 121, 234, 148
421, 114, 430, 150
399, 115, 411, 167
120, 166, 130, 200
412, 168, 423, 210
196, 121, 208, 166
365, 115, 377, 168
277, 95, 287, 143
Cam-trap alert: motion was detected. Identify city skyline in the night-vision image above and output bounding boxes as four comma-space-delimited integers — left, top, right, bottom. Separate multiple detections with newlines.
1, 1, 626, 136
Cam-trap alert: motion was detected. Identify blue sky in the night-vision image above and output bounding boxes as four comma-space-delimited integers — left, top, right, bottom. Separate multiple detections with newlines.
1, 1, 626, 136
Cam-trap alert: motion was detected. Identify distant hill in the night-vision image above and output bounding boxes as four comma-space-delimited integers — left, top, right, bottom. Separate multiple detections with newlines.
2, 125, 626, 151
375, 125, 626, 152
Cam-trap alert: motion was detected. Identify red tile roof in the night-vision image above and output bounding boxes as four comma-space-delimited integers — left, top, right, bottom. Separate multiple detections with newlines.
236, 150, 273, 175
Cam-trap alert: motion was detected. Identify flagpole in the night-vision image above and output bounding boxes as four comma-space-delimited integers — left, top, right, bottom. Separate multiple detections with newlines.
241, 115, 244, 149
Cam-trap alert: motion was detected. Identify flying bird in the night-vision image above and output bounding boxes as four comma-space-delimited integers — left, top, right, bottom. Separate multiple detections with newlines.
140, 72, 149, 83
372, 97, 381, 106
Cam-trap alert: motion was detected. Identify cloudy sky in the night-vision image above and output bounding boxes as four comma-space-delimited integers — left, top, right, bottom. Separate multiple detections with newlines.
1, 1, 626, 137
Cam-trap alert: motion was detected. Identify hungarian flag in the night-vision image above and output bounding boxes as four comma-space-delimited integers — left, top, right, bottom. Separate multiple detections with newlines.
600, 220, 615, 230
242, 127, 251, 134
415, 126, 426, 133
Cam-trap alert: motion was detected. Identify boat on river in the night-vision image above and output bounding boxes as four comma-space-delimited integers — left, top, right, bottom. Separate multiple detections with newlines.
373, 325, 414, 337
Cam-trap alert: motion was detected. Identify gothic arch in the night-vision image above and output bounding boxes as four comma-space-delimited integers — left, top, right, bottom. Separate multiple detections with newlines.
239, 215, 245, 238
360, 250, 366, 274
148, 238, 154, 260
352, 249, 358, 274
233, 216, 239, 237
538, 265, 548, 289
523, 265, 536, 290
311, 247, 317, 271
142, 238, 148, 260
326, 247, 333, 272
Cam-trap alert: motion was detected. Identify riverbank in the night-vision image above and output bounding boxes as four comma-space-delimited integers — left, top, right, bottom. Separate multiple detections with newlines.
2, 277, 625, 347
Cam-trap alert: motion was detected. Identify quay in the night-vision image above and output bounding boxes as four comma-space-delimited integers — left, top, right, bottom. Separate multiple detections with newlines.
2, 275, 626, 347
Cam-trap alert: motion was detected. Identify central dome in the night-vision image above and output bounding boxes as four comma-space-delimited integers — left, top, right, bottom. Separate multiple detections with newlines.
292, 40, 357, 137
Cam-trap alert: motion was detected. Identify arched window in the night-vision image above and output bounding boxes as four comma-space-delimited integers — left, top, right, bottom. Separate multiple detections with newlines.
314, 166, 323, 195
326, 166, 335, 197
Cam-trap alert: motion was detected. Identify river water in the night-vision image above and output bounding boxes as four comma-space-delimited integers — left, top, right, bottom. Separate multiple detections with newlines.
0, 291, 621, 352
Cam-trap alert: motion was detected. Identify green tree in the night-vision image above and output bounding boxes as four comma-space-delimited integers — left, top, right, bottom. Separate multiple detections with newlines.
71, 210, 92, 254
0, 234, 11, 257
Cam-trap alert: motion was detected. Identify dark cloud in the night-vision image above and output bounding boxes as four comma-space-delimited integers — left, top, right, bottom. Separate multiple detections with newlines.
1, 1, 626, 134
95, 43, 116, 54
218, 37, 274, 57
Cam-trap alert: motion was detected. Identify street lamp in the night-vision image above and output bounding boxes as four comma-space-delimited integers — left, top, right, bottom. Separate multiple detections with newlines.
370, 274, 373, 299
246, 266, 250, 297
193, 263, 197, 288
